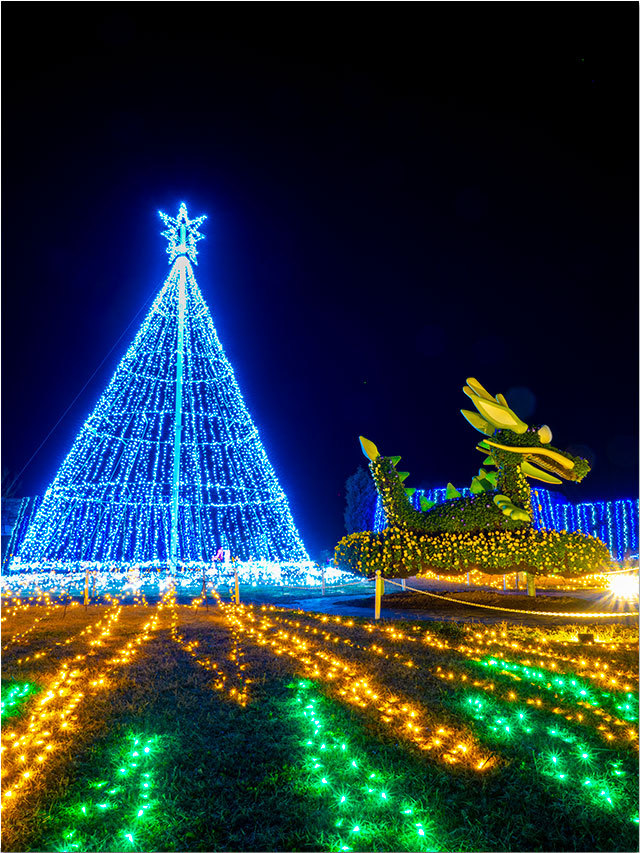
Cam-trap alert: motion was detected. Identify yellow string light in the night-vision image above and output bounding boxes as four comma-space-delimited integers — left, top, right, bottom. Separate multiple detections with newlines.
216, 600, 495, 772
1, 597, 166, 815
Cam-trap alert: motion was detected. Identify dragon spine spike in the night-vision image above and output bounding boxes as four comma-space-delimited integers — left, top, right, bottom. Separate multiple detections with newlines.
359, 436, 380, 461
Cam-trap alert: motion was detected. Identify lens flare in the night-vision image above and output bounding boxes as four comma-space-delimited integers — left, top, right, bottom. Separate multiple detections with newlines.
607, 574, 639, 600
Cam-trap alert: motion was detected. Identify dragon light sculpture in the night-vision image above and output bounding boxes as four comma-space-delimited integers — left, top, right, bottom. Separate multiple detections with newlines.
335, 378, 611, 589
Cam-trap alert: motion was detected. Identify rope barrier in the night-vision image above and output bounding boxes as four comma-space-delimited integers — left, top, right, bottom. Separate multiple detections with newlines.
599, 566, 640, 576
276, 578, 375, 591
383, 578, 638, 618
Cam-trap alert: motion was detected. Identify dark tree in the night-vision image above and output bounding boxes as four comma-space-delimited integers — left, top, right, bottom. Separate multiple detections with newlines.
344, 466, 378, 534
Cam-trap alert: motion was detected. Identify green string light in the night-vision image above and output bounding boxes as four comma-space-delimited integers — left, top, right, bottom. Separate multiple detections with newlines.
0, 681, 40, 719
48, 732, 162, 852
479, 656, 638, 721
291, 680, 440, 850
460, 689, 637, 823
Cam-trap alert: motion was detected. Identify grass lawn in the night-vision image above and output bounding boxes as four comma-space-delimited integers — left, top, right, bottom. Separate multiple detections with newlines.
1, 591, 638, 852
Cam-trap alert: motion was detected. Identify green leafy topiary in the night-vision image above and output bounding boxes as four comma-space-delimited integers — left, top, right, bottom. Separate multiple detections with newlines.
336, 379, 612, 578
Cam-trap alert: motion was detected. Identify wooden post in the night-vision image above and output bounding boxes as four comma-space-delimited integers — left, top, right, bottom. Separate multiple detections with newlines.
526, 572, 536, 597
375, 569, 382, 620
84, 569, 89, 609
322, 565, 325, 596
202, 567, 208, 611
234, 563, 239, 606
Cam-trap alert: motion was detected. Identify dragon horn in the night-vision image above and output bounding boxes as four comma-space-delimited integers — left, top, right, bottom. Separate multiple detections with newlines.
464, 377, 495, 401
470, 396, 528, 433
460, 408, 495, 436
463, 380, 529, 434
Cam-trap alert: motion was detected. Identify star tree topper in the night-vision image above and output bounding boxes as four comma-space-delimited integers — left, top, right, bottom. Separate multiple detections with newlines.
159, 202, 207, 265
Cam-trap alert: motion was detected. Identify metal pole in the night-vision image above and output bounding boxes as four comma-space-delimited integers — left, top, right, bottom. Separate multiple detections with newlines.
234, 563, 239, 606
375, 569, 382, 620
401, 577, 406, 591
322, 565, 325, 596
503, 574, 507, 591
467, 572, 470, 585
84, 569, 89, 608
170, 257, 187, 570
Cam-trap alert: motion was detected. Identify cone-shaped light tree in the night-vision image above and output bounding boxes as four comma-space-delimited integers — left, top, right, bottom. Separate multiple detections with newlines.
14, 204, 309, 569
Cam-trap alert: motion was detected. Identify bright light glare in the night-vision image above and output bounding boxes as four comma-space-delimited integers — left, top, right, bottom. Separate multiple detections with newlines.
607, 574, 639, 600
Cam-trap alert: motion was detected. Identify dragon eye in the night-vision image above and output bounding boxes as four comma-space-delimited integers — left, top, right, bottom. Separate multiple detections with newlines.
538, 425, 552, 444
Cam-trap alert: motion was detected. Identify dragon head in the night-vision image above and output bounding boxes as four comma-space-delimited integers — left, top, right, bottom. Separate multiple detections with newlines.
460, 377, 590, 484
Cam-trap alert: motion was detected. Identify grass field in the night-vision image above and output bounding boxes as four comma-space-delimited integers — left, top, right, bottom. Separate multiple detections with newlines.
1, 590, 638, 852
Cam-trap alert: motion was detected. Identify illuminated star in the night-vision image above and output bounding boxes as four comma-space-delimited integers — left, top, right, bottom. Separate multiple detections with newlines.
158, 202, 207, 265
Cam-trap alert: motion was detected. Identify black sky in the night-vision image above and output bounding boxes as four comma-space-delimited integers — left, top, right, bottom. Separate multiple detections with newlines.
2, 3, 638, 559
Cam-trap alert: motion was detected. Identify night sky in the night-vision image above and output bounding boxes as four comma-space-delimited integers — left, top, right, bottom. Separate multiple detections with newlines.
2, 4, 638, 559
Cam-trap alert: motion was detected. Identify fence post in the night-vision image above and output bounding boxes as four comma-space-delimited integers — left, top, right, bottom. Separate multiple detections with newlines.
202, 567, 208, 611
234, 562, 240, 606
526, 572, 536, 597
375, 569, 382, 620
322, 565, 325, 596
84, 569, 89, 609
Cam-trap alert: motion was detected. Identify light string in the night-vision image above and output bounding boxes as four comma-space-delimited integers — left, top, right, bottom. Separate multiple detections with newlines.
48, 732, 162, 853
458, 689, 638, 824
216, 601, 495, 771
9, 600, 124, 669
375, 489, 639, 562
2, 593, 57, 652
433, 663, 637, 751
1, 599, 165, 814
1, 683, 41, 720
10, 205, 309, 570
256, 607, 638, 751
433, 667, 633, 748
168, 590, 250, 705
456, 630, 638, 691
292, 680, 441, 851
1, 590, 50, 621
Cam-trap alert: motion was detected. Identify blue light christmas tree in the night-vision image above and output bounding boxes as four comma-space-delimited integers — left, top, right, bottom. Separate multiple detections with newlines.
13, 204, 309, 570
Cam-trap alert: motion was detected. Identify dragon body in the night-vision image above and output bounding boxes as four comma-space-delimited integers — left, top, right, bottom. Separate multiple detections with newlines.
335, 378, 611, 580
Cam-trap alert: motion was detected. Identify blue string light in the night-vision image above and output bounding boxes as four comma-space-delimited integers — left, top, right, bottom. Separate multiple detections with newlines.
374, 489, 638, 561
8, 205, 309, 572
